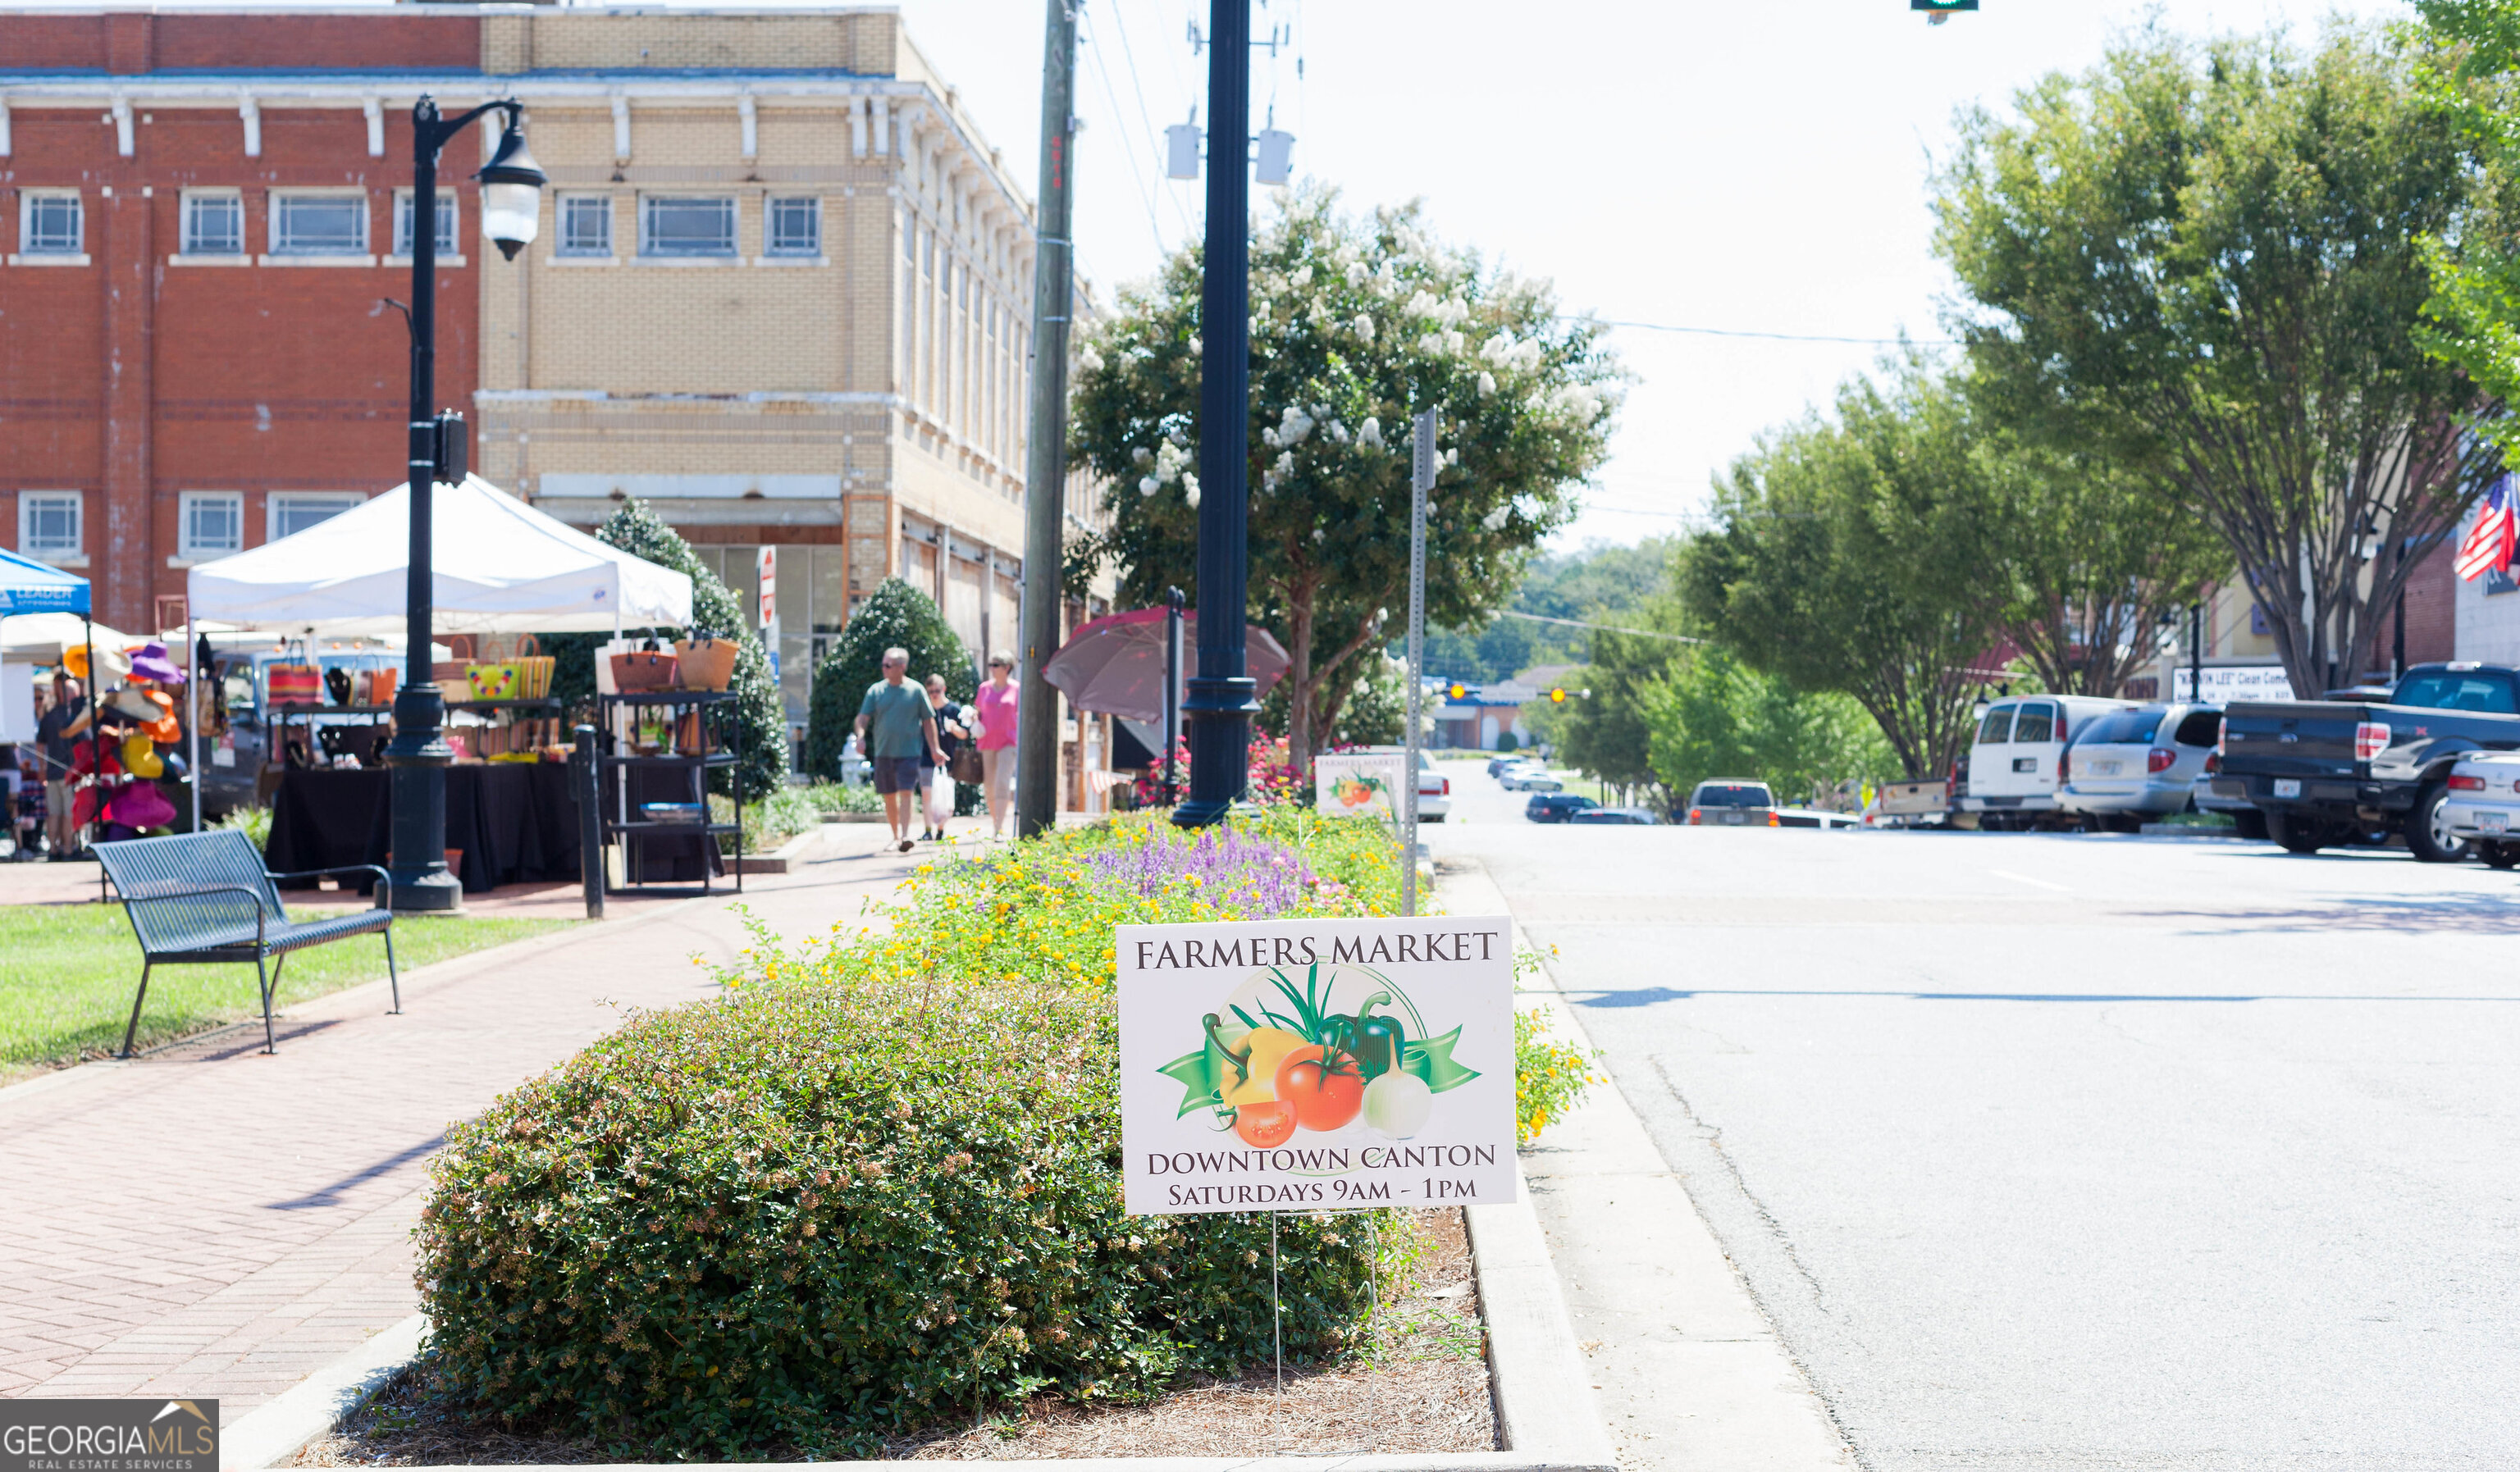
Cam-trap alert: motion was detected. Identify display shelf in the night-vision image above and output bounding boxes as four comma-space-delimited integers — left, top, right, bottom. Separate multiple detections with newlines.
593, 688, 742, 896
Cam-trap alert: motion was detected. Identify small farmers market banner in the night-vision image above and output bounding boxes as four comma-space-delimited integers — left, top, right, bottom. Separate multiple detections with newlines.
1314, 751, 1405, 821
1117, 915, 1517, 1215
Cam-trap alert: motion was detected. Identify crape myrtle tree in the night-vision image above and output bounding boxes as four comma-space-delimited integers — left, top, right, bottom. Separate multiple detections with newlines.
2413, 2, 2520, 455
1068, 187, 1621, 775
1935, 23, 2502, 698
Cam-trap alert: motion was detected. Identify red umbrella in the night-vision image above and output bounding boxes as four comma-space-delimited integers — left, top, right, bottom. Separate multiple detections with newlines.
1043, 608, 1290, 724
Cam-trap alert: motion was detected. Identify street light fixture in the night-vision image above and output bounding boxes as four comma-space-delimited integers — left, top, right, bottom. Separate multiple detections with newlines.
383, 95, 543, 913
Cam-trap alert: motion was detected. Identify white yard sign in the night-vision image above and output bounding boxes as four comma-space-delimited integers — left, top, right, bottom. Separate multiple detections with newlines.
1312, 751, 1406, 821
2171, 666, 2299, 704
1117, 914, 1518, 1215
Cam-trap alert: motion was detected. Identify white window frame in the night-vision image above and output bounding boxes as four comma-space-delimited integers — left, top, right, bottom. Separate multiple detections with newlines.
266, 491, 366, 543
762, 195, 822, 261
176, 491, 245, 564
17, 491, 84, 566
177, 190, 246, 259
263, 189, 372, 263
13, 190, 87, 266
638, 195, 737, 260
555, 194, 615, 260
390, 189, 461, 263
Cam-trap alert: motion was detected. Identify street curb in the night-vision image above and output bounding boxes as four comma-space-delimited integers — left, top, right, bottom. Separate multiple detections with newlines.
1465, 1167, 1619, 1467
727, 824, 824, 876
220, 1313, 425, 1472
538, 1460, 1606, 1472
2136, 823, 2246, 840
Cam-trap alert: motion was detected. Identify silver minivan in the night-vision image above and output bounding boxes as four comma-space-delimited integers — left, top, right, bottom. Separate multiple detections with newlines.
1960, 695, 2134, 827
2060, 702, 2223, 823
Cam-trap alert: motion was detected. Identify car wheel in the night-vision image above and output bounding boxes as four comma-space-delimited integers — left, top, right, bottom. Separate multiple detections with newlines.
2486, 843, 2520, 871
2267, 809, 2326, 855
2404, 782, 2473, 864
2233, 809, 2269, 841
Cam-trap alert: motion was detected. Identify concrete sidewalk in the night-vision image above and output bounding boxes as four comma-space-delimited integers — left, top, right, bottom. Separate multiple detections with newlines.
0, 816, 976, 1410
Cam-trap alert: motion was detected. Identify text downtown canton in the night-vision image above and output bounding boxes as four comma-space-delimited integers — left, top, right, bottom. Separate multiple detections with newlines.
1117, 915, 1518, 1215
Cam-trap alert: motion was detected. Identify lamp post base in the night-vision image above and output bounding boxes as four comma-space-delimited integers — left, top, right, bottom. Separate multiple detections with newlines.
383, 684, 463, 914
386, 869, 465, 914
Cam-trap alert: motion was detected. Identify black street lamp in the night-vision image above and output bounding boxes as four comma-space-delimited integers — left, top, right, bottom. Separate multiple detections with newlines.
383, 95, 544, 913
1174, 0, 1255, 829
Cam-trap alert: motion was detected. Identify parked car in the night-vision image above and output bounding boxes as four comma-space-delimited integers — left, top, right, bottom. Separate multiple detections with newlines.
2440, 751, 2520, 867
1868, 778, 1952, 827
2059, 702, 2223, 825
1487, 754, 1536, 778
1501, 766, 1564, 792
1525, 793, 1600, 823
1570, 806, 1657, 825
2212, 661, 2520, 859
1682, 779, 1776, 826
1959, 694, 2135, 828
1415, 754, 1451, 823
1773, 807, 1860, 830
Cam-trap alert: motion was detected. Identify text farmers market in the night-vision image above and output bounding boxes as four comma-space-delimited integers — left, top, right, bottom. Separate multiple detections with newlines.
1130, 928, 1502, 973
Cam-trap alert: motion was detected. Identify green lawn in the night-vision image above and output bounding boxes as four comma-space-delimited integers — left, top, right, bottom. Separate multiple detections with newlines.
0, 903, 578, 1081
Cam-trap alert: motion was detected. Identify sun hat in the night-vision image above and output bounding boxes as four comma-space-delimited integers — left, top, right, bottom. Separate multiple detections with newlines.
126, 641, 185, 684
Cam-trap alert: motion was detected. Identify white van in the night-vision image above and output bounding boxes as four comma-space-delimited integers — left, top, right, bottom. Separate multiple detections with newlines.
1959, 694, 2133, 828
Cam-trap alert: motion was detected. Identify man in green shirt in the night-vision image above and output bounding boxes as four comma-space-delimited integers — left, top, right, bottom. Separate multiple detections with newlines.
856, 647, 944, 852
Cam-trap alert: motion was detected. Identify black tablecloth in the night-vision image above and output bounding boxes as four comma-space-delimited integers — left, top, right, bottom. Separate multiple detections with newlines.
265, 764, 582, 895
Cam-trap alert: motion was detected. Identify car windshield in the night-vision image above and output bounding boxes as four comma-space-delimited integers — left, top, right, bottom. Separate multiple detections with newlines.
1976, 706, 2015, 744
2078, 709, 2163, 745
1694, 784, 1774, 807
2392, 671, 2519, 713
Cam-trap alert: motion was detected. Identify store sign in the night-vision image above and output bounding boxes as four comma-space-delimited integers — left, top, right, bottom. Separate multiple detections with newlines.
756, 547, 778, 628
1117, 915, 1517, 1215
2170, 666, 2298, 704
1312, 750, 1405, 820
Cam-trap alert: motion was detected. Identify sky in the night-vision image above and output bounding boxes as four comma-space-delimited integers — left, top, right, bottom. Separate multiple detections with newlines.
891, 0, 2410, 549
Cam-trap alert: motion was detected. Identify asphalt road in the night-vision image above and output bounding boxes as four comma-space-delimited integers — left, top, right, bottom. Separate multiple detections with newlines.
1431, 762, 2520, 1471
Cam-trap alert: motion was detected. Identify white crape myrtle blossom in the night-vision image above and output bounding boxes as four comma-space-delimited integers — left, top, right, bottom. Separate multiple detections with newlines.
1078, 344, 1104, 374
1479, 371, 1499, 397
1483, 504, 1511, 531
1358, 417, 1385, 451
1183, 473, 1201, 508
1354, 315, 1377, 344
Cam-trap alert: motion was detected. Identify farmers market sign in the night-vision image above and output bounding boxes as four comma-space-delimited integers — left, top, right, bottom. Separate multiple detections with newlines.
1117, 915, 1517, 1215
1314, 751, 1404, 820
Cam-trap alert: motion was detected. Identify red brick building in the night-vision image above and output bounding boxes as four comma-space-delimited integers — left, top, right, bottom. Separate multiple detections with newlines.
0, 7, 484, 631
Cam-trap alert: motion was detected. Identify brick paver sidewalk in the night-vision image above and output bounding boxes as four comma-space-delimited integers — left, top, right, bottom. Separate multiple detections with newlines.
0, 818, 969, 1411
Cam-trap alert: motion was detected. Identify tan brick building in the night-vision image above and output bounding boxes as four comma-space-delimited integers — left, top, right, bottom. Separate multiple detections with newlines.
463, 5, 1108, 750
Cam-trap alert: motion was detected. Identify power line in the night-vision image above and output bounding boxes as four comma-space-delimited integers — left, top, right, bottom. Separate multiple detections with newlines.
1495, 610, 1704, 644
1102, 0, 1198, 243
1079, 7, 1170, 260
1579, 316, 1956, 348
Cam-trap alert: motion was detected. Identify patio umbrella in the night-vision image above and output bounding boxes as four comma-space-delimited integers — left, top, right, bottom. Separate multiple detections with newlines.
1043, 608, 1290, 725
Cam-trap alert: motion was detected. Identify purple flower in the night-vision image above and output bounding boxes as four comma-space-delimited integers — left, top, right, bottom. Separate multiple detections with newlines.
1083, 828, 1323, 917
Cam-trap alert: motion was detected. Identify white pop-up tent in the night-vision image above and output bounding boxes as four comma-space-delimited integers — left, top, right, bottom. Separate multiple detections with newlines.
186, 475, 692, 636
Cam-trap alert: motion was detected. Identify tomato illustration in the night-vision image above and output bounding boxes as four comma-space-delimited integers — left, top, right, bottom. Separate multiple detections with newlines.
1234, 1100, 1298, 1147
1273, 1046, 1365, 1132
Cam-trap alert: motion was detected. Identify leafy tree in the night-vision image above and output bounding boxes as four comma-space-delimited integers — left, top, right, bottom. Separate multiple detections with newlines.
1680, 368, 2000, 781
1420, 537, 1678, 685
539, 499, 785, 800
802, 576, 973, 782
1069, 187, 1621, 773
1641, 645, 1893, 807
1551, 602, 1696, 804
1936, 23, 2500, 697
2413, 2, 2520, 451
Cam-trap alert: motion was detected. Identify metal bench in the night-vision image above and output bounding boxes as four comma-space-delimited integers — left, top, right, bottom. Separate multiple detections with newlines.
94, 830, 400, 1059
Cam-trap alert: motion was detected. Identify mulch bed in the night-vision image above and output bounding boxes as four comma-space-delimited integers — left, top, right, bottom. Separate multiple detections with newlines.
290, 1208, 1495, 1465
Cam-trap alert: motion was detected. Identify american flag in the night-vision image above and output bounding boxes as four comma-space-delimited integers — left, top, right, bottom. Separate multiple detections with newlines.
2456, 476, 2519, 582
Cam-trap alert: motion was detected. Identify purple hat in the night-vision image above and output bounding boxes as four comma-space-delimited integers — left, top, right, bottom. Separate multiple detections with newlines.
126, 641, 185, 684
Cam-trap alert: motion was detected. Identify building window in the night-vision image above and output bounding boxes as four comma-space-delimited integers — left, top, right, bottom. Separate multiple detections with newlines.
766, 196, 820, 256
640, 196, 736, 257
267, 491, 365, 542
181, 193, 244, 256
21, 193, 82, 254
19, 492, 82, 562
558, 194, 613, 256
392, 190, 459, 257
270, 194, 368, 256
180, 492, 244, 561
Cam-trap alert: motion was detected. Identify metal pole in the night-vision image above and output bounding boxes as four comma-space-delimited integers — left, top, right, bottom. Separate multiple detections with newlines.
381, 97, 461, 913
573, 722, 605, 920
1403, 410, 1433, 917
1164, 585, 1184, 804
2189, 600, 2203, 704
84, 616, 102, 897
185, 611, 199, 832
2393, 589, 2407, 681
1175, 0, 1256, 830
1016, 0, 1080, 841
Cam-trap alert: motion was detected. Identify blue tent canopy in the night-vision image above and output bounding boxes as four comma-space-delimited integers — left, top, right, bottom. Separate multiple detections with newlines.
0, 547, 90, 617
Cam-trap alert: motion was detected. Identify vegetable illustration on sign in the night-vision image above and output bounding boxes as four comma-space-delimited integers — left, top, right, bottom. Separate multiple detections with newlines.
1158, 963, 1483, 1142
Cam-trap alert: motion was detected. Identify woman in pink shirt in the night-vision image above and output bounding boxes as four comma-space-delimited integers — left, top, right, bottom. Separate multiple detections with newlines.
974, 653, 1019, 838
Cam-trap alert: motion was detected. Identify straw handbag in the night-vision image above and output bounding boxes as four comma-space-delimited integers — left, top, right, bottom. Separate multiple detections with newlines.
673, 632, 740, 691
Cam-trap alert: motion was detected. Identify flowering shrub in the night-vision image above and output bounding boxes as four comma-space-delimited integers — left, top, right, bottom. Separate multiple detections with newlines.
414, 978, 1391, 1458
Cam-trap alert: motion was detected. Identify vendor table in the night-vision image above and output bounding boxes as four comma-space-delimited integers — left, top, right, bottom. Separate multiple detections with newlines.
264, 763, 580, 895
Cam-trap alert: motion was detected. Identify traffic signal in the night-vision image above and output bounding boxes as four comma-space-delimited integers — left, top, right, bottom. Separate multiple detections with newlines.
1549, 687, 1567, 704
1447, 682, 1468, 700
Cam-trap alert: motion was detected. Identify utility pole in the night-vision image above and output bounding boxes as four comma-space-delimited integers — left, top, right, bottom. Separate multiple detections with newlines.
1402, 408, 1434, 917
2190, 601, 2203, 704
1016, 0, 1080, 840
1175, 0, 1256, 829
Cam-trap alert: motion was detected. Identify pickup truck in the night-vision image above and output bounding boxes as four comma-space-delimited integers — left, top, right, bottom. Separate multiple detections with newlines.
2211, 663, 2520, 859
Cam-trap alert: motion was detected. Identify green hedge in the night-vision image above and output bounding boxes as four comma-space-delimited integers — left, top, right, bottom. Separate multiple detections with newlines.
416, 970, 1386, 1458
